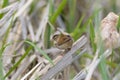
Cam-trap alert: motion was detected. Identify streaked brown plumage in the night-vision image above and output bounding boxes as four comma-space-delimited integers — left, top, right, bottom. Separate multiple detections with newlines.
52, 30, 73, 51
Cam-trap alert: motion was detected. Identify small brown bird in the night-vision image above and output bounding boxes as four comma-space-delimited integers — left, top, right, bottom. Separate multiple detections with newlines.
52, 29, 74, 51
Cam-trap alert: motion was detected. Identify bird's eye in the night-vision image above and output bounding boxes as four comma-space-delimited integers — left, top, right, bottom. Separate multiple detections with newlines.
66, 35, 71, 38
52, 34, 59, 40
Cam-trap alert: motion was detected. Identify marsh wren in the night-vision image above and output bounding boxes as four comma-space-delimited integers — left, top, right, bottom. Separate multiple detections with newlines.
52, 29, 74, 51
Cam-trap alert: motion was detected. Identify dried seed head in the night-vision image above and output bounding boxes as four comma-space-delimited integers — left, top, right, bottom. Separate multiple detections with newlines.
100, 12, 120, 49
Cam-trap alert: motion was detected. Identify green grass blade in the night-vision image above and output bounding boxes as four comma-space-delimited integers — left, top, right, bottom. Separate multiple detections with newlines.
111, 0, 117, 12
0, 43, 12, 80
45, 24, 51, 49
25, 40, 54, 65
4, 46, 32, 78
0, 0, 9, 19
0, 14, 14, 79
71, 15, 84, 40
0, 58, 4, 80
76, 15, 84, 29
89, 20, 96, 52
67, 0, 76, 32
0, 46, 7, 80
117, 16, 120, 32
2, 0, 9, 7
98, 37, 109, 80
28, 1, 36, 14
99, 56, 109, 80
49, 0, 54, 17
0, 47, 4, 80
3, 15, 14, 45
0, 43, 12, 56
72, 9, 101, 40
45, 0, 54, 48
50, 0, 67, 23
